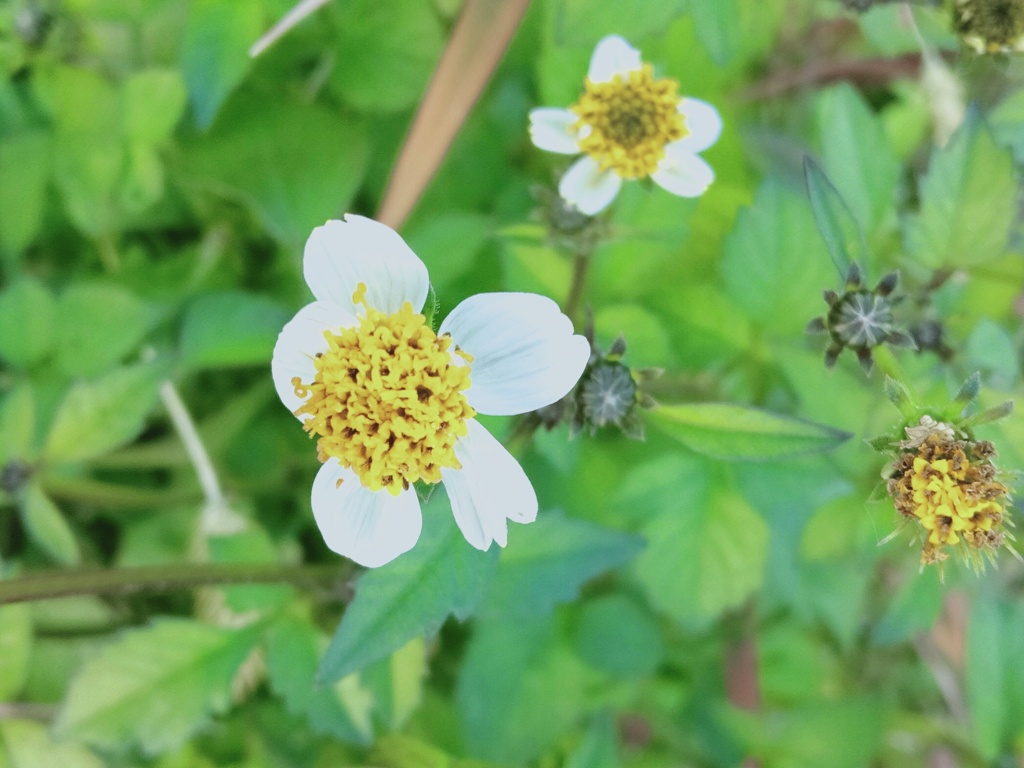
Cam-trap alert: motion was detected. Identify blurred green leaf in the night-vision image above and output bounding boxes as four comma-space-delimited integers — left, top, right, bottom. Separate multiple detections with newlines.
53, 137, 122, 237
118, 142, 165, 215
721, 177, 834, 335
49, 66, 119, 137
803, 156, 864, 280
318, 503, 499, 684
180, 291, 290, 369
0, 278, 55, 369
54, 619, 261, 755
574, 594, 664, 678
565, 713, 620, 768
871, 568, 942, 646
0, 383, 35, 464
207, 528, 292, 613
552, 0, 686, 47
647, 402, 851, 461
183, 92, 369, 242
122, 70, 188, 144
0, 602, 32, 699
405, 213, 492, 293
18, 482, 80, 566
964, 318, 1019, 387
966, 596, 1005, 760
55, 283, 155, 378
905, 110, 1016, 269
481, 514, 642, 619
181, 0, 264, 128
44, 362, 164, 464
330, 0, 444, 113
0, 131, 50, 255
688, 0, 741, 66
634, 488, 768, 627
359, 636, 428, 732
0, 719, 104, 768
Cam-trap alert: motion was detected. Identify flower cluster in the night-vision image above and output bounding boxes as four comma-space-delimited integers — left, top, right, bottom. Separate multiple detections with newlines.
954, 0, 1024, 53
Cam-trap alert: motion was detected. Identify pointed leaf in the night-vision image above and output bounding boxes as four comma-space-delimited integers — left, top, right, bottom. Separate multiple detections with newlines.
883, 375, 917, 419
18, 482, 80, 566
803, 156, 866, 280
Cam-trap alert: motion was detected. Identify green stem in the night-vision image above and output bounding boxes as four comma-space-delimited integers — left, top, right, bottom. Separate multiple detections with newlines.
563, 248, 593, 324
0, 562, 351, 604
872, 346, 908, 384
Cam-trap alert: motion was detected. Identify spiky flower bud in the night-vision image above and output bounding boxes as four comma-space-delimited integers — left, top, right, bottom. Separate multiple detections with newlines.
531, 183, 607, 254
807, 263, 915, 374
954, 0, 1024, 53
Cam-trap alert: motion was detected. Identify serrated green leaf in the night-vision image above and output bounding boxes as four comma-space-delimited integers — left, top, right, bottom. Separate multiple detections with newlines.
905, 110, 1017, 269
0, 720, 104, 768
803, 156, 865, 280
633, 488, 768, 627
181, 0, 264, 128
318, 500, 499, 684
646, 402, 851, 461
18, 482, 80, 566
0, 131, 50, 255
44, 362, 164, 464
54, 619, 261, 755
180, 291, 290, 369
480, 514, 643, 619
0, 602, 32, 699
122, 70, 187, 144
54, 283, 155, 377
0, 278, 55, 369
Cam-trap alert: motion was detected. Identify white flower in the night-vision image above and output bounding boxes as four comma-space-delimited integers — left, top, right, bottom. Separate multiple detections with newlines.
272, 215, 590, 567
529, 35, 723, 216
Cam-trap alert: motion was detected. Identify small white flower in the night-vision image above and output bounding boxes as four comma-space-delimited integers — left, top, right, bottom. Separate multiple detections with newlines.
529, 35, 722, 216
272, 215, 590, 567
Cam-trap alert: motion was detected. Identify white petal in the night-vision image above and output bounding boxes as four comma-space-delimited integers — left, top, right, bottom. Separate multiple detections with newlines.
651, 148, 715, 198
587, 35, 642, 83
272, 301, 357, 418
676, 97, 723, 153
439, 293, 590, 416
303, 214, 429, 315
528, 108, 581, 154
442, 419, 538, 550
558, 155, 622, 216
311, 460, 422, 567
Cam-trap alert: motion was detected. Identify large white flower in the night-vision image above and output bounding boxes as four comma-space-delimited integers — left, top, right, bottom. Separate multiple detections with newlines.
272, 215, 590, 568
529, 35, 723, 216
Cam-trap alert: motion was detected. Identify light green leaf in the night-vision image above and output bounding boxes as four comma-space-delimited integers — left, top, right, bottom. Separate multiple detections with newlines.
633, 488, 768, 627
688, 0, 741, 66
179, 291, 290, 369
330, 0, 444, 113
54, 283, 155, 377
647, 402, 851, 461
721, 177, 835, 335
118, 142, 165, 215
18, 482, 80, 565
552, 0, 687, 47
0, 278, 55, 369
966, 597, 1005, 760
481, 514, 643, 619
0, 383, 35, 465
0, 720, 104, 768
44, 362, 164, 464
965, 318, 1019, 386
54, 619, 261, 755
318, 499, 499, 685
0, 602, 32, 699
870, 568, 942, 646
49, 66, 119, 137
803, 156, 865, 280
905, 110, 1017, 269
404, 213, 492, 293
207, 529, 292, 614
122, 70, 187, 144
53, 136, 122, 237
574, 594, 664, 679
359, 637, 428, 731
183, 92, 369, 243
181, 0, 264, 128
0, 131, 50, 255
565, 713, 620, 768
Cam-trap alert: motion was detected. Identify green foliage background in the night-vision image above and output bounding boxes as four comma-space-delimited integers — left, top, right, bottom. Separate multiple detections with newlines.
1, 0, 1024, 766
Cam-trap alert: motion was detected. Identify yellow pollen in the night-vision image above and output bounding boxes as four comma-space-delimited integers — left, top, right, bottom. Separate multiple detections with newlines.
292, 282, 475, 496
570, 64, 687, 179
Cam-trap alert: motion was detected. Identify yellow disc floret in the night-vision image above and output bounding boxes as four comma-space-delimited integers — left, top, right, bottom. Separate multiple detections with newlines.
571, 64, 687, 179
888, 432, 1011, 566
292, 283, 475, 495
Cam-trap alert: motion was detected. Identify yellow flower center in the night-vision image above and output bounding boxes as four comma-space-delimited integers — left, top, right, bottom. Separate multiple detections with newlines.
570, 64, 687, 179
292, 283, 475, 496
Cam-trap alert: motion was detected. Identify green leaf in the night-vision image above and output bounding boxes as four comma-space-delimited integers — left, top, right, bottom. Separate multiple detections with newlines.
552, 0, 687, 47
565, 713, 620, 768
0, 720, 104, 768
456, 616, 589, 763
358, 637, 428, 732
318, 500, 499, 684
721, 177, 835, 335
574, 594, 664, 679
404, 213, 492, 293
646, 402, 851, 461
329, 0, 444, 113
905, 110, 1017, 269
0, 131, 50, 255
688, 0, 741, 66
870, 568, 942, 646
54, 283, 155, 377
965, 319, 1019, 386
633, 488, 768, 627
0, 602, 32, 699
53, 137, 122, 237
0, 278, 55, 369
966, 597, 1005, 760
181, 0, 264, 128
44, 362, 164, 464
481, 514, 643, 619
54, 619, 261, 755
207, 529, 292, 614
265, 615, 373, 745
803, 156, 865, 280
122, 70, 187, 144
0, 383, 35, 465
18, 482, 80, 565
180, 291, 290, 369
183, 92, 369, 242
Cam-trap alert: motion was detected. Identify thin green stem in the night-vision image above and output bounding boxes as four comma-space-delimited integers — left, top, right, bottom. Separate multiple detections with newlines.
0, 562, 351, 604
563, 248, 593, 324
